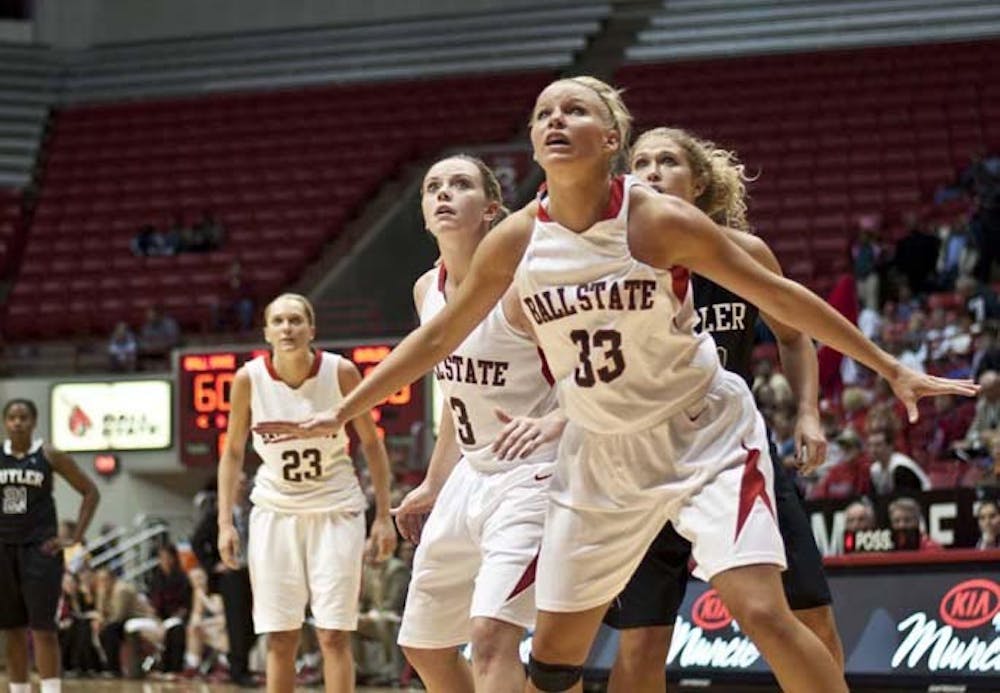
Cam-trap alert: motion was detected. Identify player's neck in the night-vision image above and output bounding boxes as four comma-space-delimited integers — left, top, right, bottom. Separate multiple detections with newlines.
544, 169, 614, 233
272, 350, 316, 387
437, 229, 485, 289
6, 436, 31, 457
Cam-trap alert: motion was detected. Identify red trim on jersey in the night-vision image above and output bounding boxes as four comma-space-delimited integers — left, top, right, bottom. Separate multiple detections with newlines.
537, 347, 555, 386
507, 553, 539, 601
437, 264, 448, 295
669, 266, 689, 303
734, 443, 775, 541
536, 176, 625, 223
264, 348, 323, 382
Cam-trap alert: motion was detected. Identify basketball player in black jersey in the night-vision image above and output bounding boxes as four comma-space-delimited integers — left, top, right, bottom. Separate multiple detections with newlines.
602, 128, 842, 692
1, 399, 100, 693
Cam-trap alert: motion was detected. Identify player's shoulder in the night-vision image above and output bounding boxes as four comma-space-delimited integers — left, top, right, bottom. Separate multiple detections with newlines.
413, 267, 438, 308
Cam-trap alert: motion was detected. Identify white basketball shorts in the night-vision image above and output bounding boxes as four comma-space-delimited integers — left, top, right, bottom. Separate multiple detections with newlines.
248, 506, 366, 633
536, 369, 785, 613
397, 457, 553, 649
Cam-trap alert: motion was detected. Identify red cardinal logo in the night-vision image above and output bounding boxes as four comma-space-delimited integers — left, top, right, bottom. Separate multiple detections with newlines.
68, 405, 92, 437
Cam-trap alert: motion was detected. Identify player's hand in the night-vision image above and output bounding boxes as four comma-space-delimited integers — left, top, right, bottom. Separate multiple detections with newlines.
252, 409, 346, 441
218, 524, 241, 570
794, 411, 827, 474
492, 408, 566, 461
366, 516, 397, 563
887, 365, 978, 423
40, 536, 74, 555
391, 482, 439, 544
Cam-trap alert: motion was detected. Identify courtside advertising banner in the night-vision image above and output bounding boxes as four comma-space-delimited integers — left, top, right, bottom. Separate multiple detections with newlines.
50, 380, 172, 451
587, 568, 1000, 687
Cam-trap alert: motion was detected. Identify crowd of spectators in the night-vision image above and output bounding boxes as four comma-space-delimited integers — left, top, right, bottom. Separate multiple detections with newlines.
751, 152, 1000, 554
53, 475, 418, 688
107, 306, 182, 372
131, 212, 226, 257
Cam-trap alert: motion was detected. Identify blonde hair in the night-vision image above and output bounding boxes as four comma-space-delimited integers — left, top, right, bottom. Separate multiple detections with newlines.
428, 154, 509, 228
633, 127, 752, 231
263, 293, 315, 326
538, 76, 633, 172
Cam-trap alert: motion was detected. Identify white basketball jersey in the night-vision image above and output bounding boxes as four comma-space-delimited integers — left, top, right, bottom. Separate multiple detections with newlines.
422, 266, 559, 471
514, 175, 720, 434
247, 350, 365, 514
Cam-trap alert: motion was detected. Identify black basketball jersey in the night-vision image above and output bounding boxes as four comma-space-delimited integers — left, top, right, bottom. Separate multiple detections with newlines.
692, 274, 759, 385
0, 440, 57, 544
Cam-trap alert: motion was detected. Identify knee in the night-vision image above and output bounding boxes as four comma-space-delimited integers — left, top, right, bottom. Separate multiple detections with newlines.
728, 596, 794, 640
267, 631, 300, 658
470, 620, 521, 670
616, 628, 670, 673
528, 655, 582, 693
316, 628, 350, 654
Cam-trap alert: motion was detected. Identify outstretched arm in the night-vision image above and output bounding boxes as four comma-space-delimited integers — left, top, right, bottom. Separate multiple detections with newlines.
728, 230, 825, 471
633, 189, 978, 419
254, 207, 535, 438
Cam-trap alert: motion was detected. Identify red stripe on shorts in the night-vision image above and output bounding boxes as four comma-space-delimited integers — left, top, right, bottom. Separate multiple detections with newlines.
507, 554, 539, 601
734, 443, 774, 541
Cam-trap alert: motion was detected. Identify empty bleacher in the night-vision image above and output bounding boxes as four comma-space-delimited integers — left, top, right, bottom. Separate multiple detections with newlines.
618, 38, 1000, 296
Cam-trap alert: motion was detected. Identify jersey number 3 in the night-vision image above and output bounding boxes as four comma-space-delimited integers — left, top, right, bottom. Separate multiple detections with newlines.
449, 397, 476, 445
570, 329, 625, 387
282, 449, 322, 482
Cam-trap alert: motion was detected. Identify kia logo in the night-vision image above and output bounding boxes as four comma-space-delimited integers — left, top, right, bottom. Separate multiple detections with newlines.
692, 589, 733, 631
939, 579, 1000, 629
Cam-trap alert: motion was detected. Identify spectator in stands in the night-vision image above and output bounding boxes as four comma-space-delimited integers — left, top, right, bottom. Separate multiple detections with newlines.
191, 210, 226, 252
190, 473, 255, 687
894, 213, 941, 295
971, 323, 1000, 378
851, 215, 883, 309
148, 543, 192, 673
866, 428, 930, 495
131, 224, 157, 257
975, 499, 1000, 549
751, 357, 792, 406
210, 261, 255, 332
93, 568, 149, 676
354, 541, 412, 685
108, 321, 138, 372
927, 395, 976, 460
184, 567, 228, 676
770, 406, 798, 468
810, 429, 871, 500
888, 497, 941, 550
844, 499, 876, 533
139, 305, 182, 367
957, 276, 1000, 325
59, 571, 102, 676
945, 217, 979, 287
964, 370, 1000, 447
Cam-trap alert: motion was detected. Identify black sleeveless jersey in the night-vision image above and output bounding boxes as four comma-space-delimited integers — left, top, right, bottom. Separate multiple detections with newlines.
0, 440, 57, 544
692, 274, 759, 386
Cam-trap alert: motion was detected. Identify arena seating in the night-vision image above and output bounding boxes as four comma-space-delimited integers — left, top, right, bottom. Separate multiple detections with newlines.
0, 187, 23, 276
3, 72, 553, 338
617, 39, 1000, 297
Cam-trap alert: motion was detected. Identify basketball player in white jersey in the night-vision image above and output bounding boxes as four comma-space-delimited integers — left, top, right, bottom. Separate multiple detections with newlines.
392, 154, 560, 693
255, 77, 975, 693
217, 293, 396, 693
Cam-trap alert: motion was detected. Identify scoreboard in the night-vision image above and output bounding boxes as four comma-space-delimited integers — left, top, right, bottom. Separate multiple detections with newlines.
177, 343, 425, 467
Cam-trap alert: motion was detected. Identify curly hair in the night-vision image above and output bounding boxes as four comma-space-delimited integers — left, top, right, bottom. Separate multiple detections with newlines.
632, 127, 753, 231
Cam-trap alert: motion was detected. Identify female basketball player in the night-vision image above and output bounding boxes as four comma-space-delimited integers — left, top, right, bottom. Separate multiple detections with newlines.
603, 127, 842, 692
1, 398, 100, 693
216, 294, 396, 693
390, 154, 560, 693
255, 77, 975, 693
